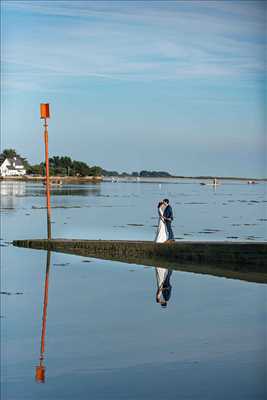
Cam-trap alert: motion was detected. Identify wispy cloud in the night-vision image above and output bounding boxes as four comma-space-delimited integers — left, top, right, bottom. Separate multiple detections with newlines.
1, 0, 266, 90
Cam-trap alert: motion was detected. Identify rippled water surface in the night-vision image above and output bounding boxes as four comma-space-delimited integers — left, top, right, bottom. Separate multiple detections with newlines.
1, 180, 266, 400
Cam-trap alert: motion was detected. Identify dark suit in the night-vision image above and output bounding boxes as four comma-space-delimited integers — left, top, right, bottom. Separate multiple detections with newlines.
162, 270, 172, 301
163, 205, 174, 240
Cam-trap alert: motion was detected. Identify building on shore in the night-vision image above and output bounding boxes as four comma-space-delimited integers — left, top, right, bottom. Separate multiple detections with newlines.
0, 157, 26, 177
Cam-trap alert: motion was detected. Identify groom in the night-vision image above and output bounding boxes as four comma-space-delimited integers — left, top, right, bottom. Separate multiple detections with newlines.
163, 199, 174, 242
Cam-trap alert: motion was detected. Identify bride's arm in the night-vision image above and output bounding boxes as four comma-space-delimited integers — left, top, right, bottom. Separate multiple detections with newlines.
159, 208, 165, 221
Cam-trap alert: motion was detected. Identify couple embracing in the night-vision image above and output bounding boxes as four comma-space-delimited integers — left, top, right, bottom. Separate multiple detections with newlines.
155, 198, 174, 243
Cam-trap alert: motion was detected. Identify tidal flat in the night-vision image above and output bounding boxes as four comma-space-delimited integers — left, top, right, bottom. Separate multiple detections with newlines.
1, 179, 266, 400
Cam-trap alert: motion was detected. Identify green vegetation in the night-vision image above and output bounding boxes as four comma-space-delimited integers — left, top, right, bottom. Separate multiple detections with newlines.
139, 170, 171, 177
29, 156, 102, 177
101, 169, 172, 177
1, 149, 172, 178
1, 149, 18, 159
0, 149, 102, 177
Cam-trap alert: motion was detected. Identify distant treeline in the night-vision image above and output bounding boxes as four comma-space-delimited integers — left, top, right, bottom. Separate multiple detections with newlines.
30, 156, 102, 177
1, 149, 102, 177
1, 149, 172, 178
2, 149, 265, 180
102, 170, 172, 177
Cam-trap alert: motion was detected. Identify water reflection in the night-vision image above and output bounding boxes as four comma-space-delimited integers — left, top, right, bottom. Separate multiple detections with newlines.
35, 251, 51, 383
0, 181, 101, 199
37, 187, 101, 197
33, 254, 175, 384
0, 182, 26, 209
0, 181, 26, 196
155, 267, 172, 307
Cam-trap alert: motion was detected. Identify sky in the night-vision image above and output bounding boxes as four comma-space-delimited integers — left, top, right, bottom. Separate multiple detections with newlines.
1, 0, 266, 177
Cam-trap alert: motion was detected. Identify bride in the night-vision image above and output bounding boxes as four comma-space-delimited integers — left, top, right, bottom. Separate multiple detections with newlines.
155, 201, 167, 243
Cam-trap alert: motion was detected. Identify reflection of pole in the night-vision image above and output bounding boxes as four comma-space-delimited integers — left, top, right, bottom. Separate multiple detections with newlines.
44, 119, 51, 239
35, 251, 51, 383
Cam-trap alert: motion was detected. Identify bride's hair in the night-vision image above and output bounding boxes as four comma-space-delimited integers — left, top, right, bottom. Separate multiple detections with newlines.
158, 201, 164, 208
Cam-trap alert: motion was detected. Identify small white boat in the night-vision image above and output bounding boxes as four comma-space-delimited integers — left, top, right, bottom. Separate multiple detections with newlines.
200, 179, 220, 186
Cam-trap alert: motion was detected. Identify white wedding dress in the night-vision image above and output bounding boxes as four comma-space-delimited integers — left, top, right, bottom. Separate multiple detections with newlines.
155, 205, 167, 243
155, 267, 168, 289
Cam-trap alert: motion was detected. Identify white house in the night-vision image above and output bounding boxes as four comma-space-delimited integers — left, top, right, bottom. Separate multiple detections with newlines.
0, 157, 26, 177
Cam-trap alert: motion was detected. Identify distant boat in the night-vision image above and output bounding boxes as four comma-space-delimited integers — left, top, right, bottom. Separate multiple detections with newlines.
43, 178, 63, 186
200, 179, 220, 186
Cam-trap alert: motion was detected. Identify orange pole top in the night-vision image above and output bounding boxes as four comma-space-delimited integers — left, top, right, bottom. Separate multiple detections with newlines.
40, 103, 50, 119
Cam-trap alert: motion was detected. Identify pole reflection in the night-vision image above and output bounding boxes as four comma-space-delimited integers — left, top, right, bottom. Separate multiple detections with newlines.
35, 250, 51, 383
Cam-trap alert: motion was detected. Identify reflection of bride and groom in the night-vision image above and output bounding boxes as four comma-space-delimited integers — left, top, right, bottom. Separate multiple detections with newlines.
154, 199, 174, 308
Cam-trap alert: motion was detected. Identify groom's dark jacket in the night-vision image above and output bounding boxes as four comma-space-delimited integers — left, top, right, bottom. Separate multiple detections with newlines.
164, 205, 173, 221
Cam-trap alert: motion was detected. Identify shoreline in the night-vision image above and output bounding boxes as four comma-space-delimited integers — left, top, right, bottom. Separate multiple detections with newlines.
103, 175, 266, 183
173, 175, 266, 181
0, 175, 266, 183
0, 175, 102, 183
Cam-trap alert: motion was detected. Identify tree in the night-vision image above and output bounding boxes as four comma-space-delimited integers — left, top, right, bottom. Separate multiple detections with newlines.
1, 149, 17, 159
72, 160, 91, 176
60, 156, 72, 169
140, 170, 171, 177
26, 160, 44, 175
89, 166, 102, 176
27, 164, 43, 175
102, 169, 119, 176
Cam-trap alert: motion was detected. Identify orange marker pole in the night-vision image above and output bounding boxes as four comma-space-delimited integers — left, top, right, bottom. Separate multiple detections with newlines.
40, 103, 51, 240
44, 119, 51, 239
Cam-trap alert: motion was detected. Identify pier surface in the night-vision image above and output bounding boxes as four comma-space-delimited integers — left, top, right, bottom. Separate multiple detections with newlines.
13, 239, 267, 284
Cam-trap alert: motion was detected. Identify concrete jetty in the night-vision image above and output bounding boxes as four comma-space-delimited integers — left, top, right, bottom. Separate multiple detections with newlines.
13, 239, 267, 284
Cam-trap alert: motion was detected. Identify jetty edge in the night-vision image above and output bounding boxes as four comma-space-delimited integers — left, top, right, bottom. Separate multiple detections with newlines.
13, 239, 267, 284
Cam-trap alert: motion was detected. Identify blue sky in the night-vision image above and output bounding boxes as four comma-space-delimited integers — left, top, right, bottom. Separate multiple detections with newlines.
1, 0, 266, 177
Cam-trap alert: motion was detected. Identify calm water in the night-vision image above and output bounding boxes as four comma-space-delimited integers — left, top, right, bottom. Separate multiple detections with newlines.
1, 180, 266, 399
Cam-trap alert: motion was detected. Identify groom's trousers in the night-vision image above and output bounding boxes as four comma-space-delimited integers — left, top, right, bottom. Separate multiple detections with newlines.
166, 221, 174, 240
